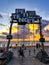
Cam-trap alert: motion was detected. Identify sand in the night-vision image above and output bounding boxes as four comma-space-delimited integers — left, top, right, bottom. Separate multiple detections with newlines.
7, 46, 49, 65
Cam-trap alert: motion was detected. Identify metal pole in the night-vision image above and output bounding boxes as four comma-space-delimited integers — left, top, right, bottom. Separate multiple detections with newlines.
33, 24, 34, 43
39, 19, 44, 51
33, 23, 36, 54
7, 20, 13, 51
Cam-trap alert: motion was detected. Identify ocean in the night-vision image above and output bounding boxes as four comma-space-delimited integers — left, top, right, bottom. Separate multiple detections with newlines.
0, 41, 49, 47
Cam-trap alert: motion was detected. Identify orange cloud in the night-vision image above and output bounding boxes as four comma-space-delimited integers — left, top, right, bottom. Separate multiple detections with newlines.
0, 23, 49, 41
6, 23, 19, 33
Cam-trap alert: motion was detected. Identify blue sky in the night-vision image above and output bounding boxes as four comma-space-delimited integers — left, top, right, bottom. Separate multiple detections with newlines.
0, 0, 49, 29
0, 0, 49, 12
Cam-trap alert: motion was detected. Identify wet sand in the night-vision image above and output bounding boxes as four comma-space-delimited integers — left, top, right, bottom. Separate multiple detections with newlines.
7, 47, 49, 65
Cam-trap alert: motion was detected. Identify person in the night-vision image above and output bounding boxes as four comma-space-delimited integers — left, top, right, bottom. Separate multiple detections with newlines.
22, 44, 26, 50
34, 48, 36, 54
29, 49, 31, 56
18, 47, 24, 58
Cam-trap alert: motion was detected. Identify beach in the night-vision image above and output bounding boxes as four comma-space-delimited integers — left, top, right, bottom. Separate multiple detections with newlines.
7, 46, 49, 65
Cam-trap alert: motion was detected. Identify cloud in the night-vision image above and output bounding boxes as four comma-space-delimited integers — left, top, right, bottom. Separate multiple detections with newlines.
12, 26, 32, 39
1, 24, 33, 39
0, 14, 3, 18
2, 32, 8, 35
1, 22, 49, 40
0, 23, 7, 26
31, 7, 49, 20
0, 12, 11, 17
0, 36, 6, 39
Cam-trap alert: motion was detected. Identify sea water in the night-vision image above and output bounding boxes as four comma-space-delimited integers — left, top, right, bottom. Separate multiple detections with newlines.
0, 41, 49, 47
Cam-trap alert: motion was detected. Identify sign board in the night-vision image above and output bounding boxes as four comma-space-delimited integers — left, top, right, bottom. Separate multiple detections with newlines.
7, 35, 12, 39
12, 13, 26, 20
12, 13, 17, 19
26, 11, 36, 17
39, 38, 45, 42
11, 9, 41, 24
15, 9, 25, 14
18, 18, 34, 23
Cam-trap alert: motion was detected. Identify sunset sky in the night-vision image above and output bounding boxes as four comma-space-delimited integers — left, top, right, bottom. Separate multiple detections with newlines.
0, 0, 49, 41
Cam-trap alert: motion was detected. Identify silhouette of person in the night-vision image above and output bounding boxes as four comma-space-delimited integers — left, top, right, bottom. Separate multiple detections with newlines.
29, 49, 31, 56
34, 48, 36, 54
22, 44, 26, 50
18, 47, 24, 57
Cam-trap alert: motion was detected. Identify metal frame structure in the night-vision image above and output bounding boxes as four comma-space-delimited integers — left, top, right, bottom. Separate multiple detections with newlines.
6, 9, 45, 51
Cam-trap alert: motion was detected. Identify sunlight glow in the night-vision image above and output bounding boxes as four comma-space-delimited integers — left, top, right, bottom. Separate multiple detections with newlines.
27, 24, 38, 33
0, 23, 49, 41
7, 23, 19, 33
